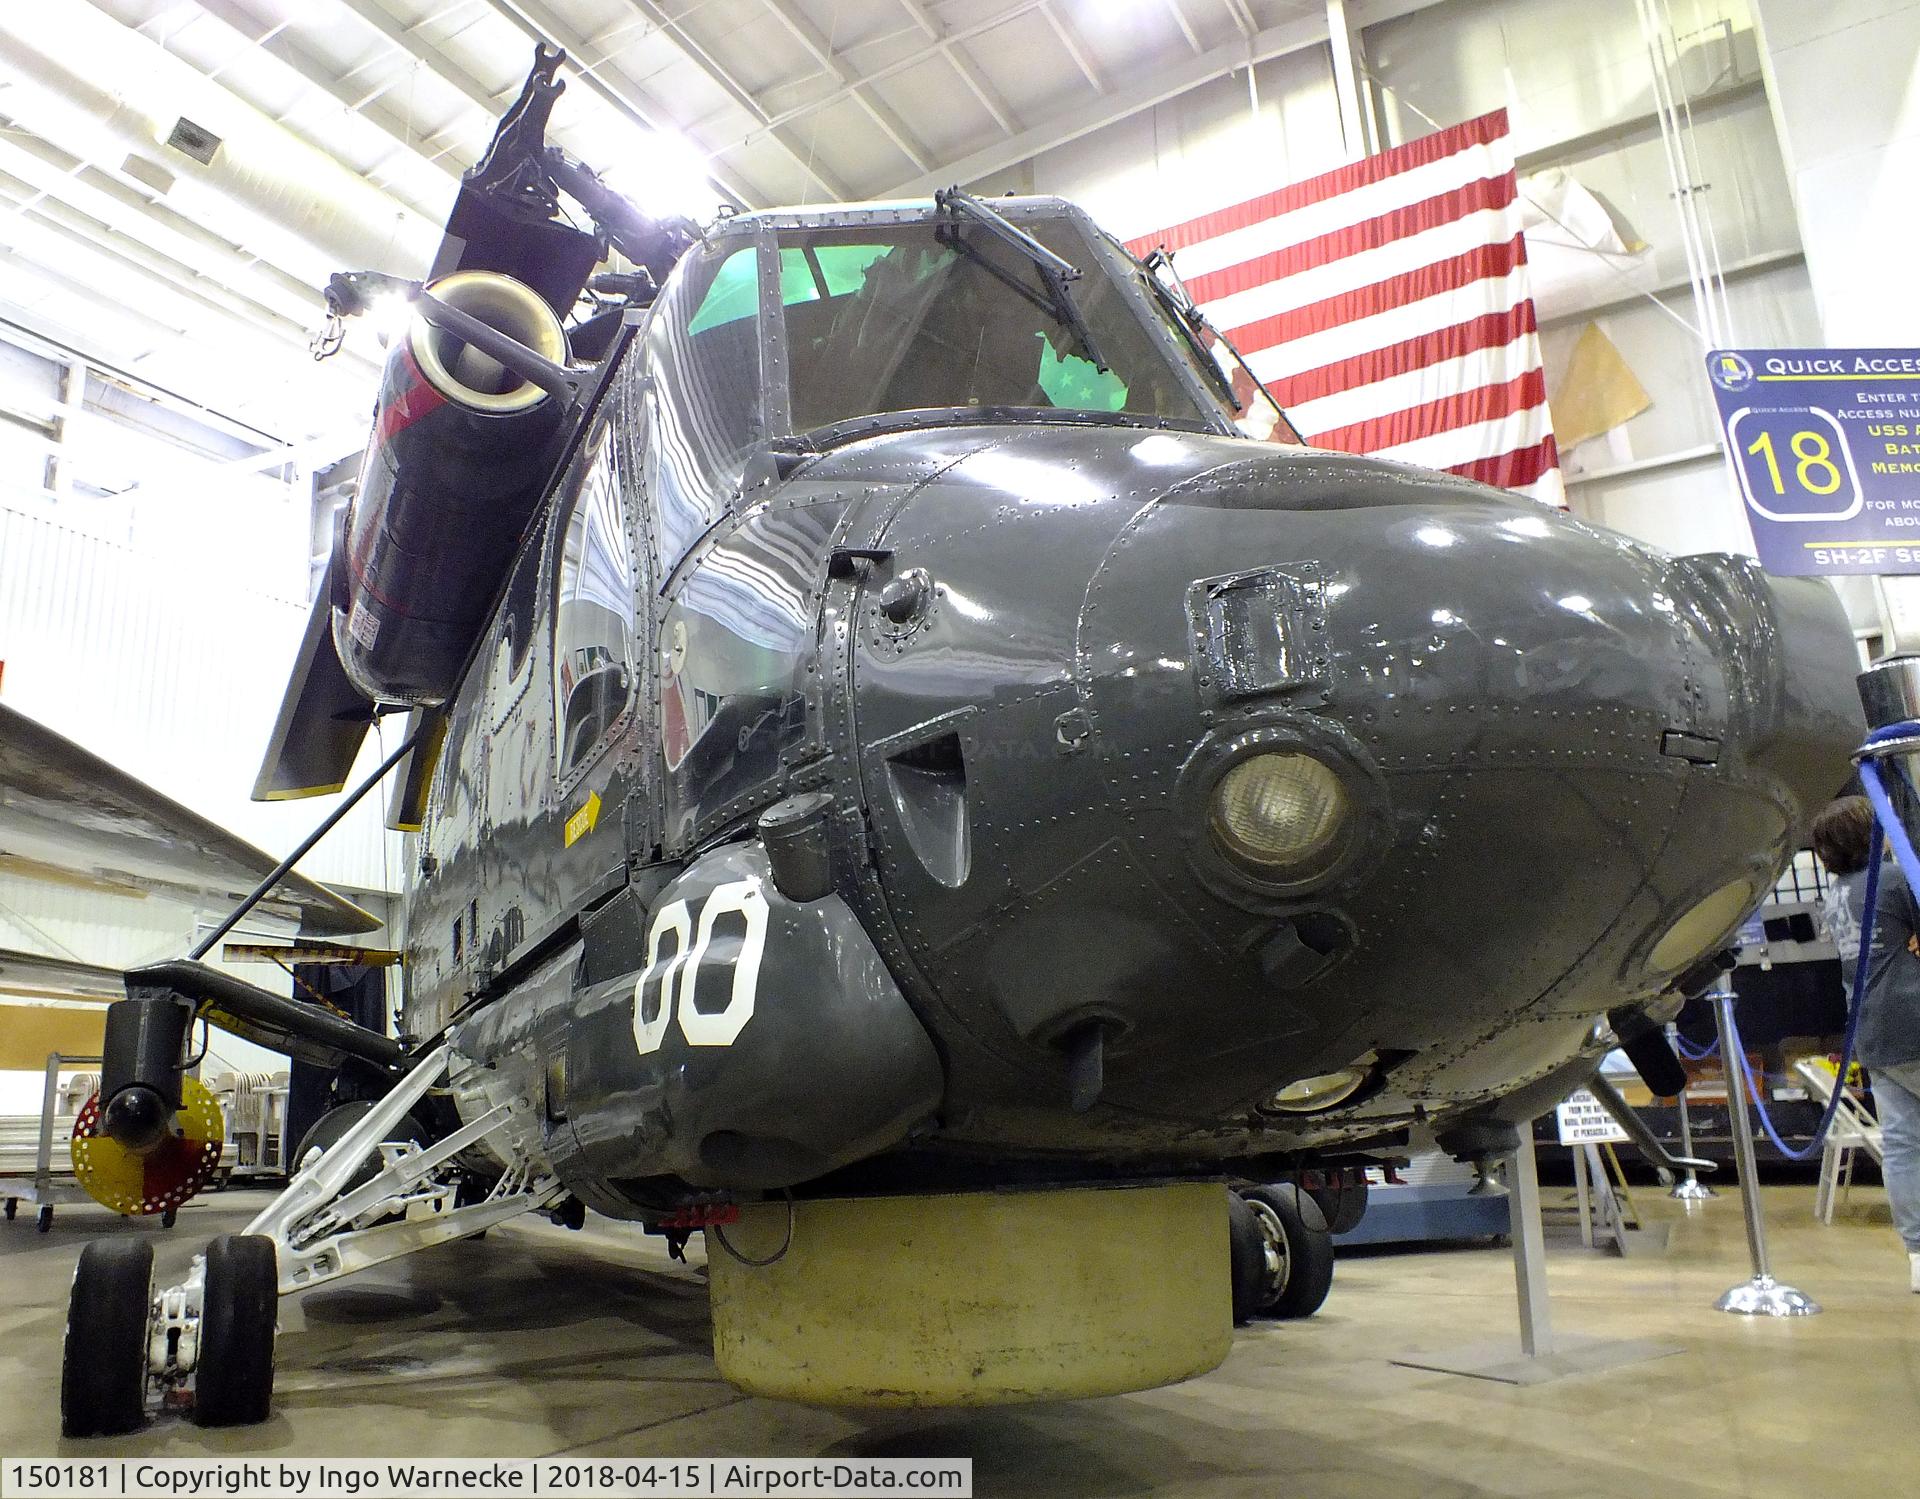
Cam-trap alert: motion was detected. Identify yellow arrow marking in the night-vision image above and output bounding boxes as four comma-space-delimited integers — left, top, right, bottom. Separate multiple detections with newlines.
564, 790, 602, 848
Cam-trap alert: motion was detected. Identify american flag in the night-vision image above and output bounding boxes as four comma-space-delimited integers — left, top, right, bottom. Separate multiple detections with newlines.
1128, 110, 1563, 506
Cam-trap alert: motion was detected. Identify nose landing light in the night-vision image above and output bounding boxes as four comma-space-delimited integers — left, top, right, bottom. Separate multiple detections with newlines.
1210, 752, 1348, 874
1649, 878, 1756, 975
1259, 1065, 1369, 1115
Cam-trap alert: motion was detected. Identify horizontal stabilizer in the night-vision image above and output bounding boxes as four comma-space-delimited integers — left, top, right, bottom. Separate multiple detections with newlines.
252, 581, 374, 803
126, 959, 404, 1071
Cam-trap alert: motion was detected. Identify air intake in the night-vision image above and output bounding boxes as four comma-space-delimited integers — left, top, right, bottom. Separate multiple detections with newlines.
408, 272, 568, 415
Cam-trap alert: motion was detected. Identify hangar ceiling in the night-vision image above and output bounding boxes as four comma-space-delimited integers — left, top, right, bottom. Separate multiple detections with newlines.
0, 0, 1439, 444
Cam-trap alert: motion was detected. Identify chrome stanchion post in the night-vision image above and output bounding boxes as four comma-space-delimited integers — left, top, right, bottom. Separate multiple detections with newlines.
1858, 655, 1920, 789
1668, 1023, 1715, 1202
1711, 987, 1818, 1315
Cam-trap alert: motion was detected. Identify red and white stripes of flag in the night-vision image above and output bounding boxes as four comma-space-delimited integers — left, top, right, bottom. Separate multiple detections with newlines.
1129, 110, 1563, 507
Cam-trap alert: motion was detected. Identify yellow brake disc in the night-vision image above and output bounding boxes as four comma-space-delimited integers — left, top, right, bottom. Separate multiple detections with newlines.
71, 1074, 225, 1216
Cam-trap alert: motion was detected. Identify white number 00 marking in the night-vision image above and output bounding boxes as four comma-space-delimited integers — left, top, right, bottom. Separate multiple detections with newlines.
631, 878, 768, 1055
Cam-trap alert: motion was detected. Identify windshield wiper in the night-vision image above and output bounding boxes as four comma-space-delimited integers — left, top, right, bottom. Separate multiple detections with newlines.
935, 187, 1108, 372
1141, 248, 1303, 443
1140, 251, 1238, 409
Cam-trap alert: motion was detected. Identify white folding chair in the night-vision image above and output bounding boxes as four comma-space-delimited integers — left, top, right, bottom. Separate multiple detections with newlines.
1795, 1059, 1884, 1224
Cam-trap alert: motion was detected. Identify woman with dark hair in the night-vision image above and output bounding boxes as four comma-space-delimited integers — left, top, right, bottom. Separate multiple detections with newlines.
1814, 796, 1874, 960
1814, 795, 1920, 1291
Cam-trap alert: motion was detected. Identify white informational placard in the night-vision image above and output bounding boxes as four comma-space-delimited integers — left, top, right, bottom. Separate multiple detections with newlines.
1555, 1088, 1630, 1146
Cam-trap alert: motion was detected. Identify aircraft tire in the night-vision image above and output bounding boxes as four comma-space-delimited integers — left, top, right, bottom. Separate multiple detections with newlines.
293, 1100, 430, 1185
1308, 1178, 1369, 1237
193, 1234, 277, 1427
1240, 1185, 1334, 1320
291, 1100, 376, 1179
61, 1239, 153, 1437
1225, 1191, 1265, 1325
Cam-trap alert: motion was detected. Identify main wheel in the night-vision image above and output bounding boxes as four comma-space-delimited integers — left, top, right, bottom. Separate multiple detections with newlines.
291, 1100, 377, 1177
1308, 1177, 1370, 1237
5, 1196, 16, 1220
61, 1239, 154, 1437
1240, 1185, 1335, 1319
1225, 1191, 1265, 1325
293, 1101, 428, 1182
193, 1234, 278, 1427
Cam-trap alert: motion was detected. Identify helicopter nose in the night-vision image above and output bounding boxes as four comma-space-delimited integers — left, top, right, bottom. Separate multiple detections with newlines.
1081, 475, 1696, 906
1081, 460, 1858, 875
1062, 455, 1859, 1109
847, 433, 1857, 1125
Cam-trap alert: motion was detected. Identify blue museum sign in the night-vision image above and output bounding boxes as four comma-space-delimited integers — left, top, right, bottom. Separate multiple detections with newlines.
1706, 348, 1920, 575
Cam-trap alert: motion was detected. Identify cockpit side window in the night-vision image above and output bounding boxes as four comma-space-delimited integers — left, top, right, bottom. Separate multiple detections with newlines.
642, 240, 766, 573
553, 424, 637, 780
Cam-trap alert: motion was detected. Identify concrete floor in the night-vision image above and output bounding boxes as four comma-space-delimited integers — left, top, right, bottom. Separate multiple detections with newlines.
3, 1182, 1917, 1496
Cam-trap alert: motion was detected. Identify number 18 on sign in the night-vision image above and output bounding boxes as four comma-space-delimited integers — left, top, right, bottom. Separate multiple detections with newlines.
1706, 348, 1920, 575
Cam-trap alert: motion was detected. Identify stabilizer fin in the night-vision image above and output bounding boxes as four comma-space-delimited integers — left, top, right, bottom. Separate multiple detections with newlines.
253, 582, 374, 803
386, 705, 449, 832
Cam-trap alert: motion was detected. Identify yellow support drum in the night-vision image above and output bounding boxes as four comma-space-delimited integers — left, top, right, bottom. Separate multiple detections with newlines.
707, 1181, 1231, 1406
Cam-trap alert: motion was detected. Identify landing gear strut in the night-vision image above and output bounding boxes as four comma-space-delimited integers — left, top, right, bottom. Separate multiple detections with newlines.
57, 1044, 560, 1436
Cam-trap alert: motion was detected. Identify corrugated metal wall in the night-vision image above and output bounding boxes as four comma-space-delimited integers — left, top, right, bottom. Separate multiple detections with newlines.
0, 322, 403, 1113
0, 498, 404, 894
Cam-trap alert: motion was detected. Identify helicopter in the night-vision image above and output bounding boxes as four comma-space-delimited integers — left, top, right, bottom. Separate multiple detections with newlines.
56, 45, 1863, 1436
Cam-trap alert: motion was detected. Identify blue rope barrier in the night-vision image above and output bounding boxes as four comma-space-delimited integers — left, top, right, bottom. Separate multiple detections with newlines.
1674, 1032, 1718, 1062
1724, 997, 1866, 1164
1723, 720, 1920, 1161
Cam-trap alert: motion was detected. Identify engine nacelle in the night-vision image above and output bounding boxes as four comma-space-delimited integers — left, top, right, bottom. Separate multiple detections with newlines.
334, 271, 570, 705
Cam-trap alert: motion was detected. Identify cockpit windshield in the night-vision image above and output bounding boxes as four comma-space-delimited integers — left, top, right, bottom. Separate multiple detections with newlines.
639, 208, 1274, 551
665, 218, 1218, 442
773, 219, 1210, 433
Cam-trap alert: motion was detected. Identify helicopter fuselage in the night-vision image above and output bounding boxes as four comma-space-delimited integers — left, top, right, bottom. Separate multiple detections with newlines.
395, 208, 1861, 1219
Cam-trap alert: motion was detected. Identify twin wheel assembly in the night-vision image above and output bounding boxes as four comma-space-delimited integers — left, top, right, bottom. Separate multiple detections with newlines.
58, 1047, 567, 1437
62, 1234, 276, 1437
1227, 1184, 1338, 1326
